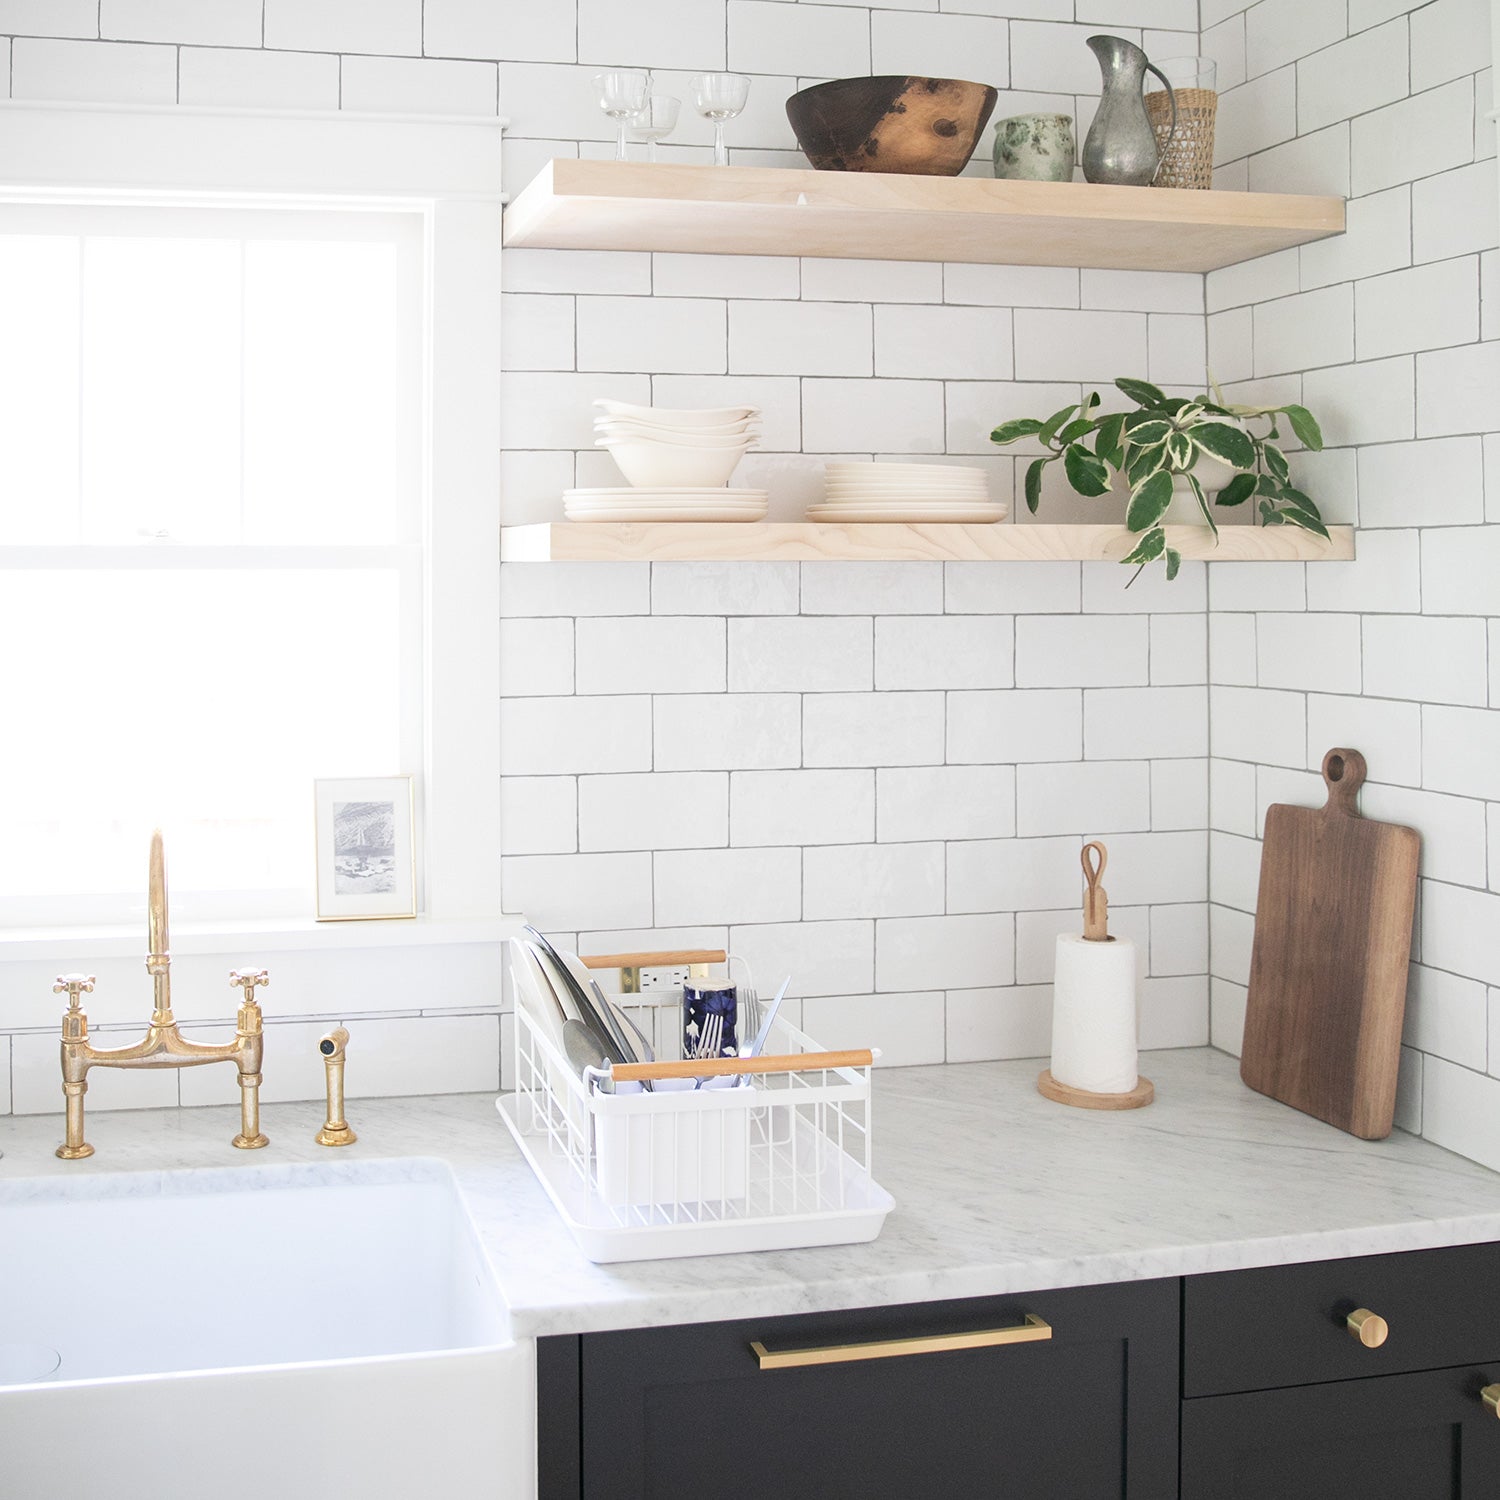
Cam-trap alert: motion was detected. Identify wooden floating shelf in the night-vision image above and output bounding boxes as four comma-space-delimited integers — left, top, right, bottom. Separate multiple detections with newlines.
502, 160, 1345, 273
501, 522, 1356, 565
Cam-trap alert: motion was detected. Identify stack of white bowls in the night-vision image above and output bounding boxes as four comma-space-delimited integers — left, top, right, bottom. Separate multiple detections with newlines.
566, 400, 768, 521
594, 400, 760, 488
809, 462, 1007, 524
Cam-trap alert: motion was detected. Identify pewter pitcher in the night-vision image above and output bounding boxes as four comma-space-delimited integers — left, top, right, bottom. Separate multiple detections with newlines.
1081, 35, 1177, 186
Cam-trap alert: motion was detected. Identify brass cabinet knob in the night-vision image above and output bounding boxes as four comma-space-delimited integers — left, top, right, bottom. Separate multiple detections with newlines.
1346, 1308, 1388, 1348
1482, 1385, 1500, 1418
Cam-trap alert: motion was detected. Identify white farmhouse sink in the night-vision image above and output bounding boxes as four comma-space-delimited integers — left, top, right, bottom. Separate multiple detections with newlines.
0, 1158, 532, 1500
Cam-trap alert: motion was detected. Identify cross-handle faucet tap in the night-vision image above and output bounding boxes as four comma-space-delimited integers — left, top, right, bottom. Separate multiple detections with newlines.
54, 831, 271, 1159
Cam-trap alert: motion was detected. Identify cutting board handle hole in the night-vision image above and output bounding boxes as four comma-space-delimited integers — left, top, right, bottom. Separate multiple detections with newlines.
1327, 754, 1346, 781
1320, 747, 1367, 814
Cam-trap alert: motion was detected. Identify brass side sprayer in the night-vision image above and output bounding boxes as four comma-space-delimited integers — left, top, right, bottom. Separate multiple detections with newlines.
315, 1027, 356, 1147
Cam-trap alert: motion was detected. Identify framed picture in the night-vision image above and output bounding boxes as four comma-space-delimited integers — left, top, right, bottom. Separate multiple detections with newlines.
314, 776, 416, 921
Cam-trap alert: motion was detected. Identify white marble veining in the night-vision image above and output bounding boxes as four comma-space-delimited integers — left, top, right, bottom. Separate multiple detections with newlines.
5, 1048, 1500, 1340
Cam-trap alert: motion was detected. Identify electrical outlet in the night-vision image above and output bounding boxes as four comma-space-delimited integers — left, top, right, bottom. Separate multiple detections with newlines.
638, 966, 691, 992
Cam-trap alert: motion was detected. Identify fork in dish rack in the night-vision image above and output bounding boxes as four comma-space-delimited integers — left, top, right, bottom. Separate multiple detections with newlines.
692, 1011, 723, 1061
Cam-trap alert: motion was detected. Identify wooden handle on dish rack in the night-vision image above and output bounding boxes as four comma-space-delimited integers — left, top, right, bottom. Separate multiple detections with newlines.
610, 1049, 875, 1083
580, 949, 728, 969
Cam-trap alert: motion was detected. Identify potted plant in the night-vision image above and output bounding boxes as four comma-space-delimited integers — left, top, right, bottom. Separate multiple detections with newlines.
991, 378, 1328, 579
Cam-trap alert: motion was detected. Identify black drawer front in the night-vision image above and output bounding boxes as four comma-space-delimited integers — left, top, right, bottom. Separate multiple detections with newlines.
575, 1279, 1178, 1500
1181, 1362, 1500, 1500
1185, 1242, 1500, 1398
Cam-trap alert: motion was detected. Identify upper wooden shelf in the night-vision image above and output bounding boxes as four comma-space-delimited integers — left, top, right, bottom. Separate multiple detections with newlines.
502, 160, 1345, 273
501, 522, 1355, 565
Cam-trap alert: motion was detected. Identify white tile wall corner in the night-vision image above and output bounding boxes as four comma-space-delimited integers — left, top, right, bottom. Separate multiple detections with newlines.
1207, 0, 1500, 1172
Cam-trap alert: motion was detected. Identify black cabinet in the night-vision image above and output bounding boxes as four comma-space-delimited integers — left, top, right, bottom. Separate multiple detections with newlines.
540, 1278, 1179, 1500
1181, 1364, 1500, 1499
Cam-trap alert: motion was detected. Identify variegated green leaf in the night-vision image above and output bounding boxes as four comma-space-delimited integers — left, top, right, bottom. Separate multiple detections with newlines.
1126, 470, 1173, 532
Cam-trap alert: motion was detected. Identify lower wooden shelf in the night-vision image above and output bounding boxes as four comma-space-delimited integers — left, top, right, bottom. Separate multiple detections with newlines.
500, 522, 1355, 564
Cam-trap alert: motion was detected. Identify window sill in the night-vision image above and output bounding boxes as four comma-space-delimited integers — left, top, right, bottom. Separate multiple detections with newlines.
0, 915, 525, 963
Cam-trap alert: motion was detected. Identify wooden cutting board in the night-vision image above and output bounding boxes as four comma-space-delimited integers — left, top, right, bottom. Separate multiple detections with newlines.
1240, 748, 1421, 1140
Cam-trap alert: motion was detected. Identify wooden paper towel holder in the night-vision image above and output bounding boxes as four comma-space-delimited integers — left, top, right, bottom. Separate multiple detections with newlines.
1037, 842, 1155, 1111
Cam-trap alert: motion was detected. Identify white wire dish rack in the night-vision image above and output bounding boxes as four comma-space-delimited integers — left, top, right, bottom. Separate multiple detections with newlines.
496, 954, 894, 1264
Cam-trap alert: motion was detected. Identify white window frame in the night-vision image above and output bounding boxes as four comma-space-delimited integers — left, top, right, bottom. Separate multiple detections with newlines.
0, 102, 505, 950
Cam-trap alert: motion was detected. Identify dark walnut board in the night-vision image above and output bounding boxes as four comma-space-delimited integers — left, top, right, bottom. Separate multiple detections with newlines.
1241, 748, 1421, 1140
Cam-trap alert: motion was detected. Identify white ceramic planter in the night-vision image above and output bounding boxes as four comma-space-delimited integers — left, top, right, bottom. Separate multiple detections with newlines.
1165, 453, 1243, 523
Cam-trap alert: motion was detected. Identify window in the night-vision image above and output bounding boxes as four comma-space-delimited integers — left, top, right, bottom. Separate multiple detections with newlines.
0, 203, 426, 925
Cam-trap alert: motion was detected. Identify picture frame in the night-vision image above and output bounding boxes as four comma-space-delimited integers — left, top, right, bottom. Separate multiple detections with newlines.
313, 776, 417, 922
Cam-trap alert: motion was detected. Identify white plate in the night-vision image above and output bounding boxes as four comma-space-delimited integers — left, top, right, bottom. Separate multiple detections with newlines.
593, 399, 760, 425
826, 463, 988, 478
819, 494, 994, 506
807, 505, 1008, 523
565, 506, 768, 522
565, 487, 767, 500
825, 486, 990, 498
567, 501, 766, 514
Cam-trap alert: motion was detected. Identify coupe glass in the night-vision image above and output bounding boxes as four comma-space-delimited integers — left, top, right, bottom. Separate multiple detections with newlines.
690, 73, 751, 166
627, 94, 681, 163
595, 70, 650, 161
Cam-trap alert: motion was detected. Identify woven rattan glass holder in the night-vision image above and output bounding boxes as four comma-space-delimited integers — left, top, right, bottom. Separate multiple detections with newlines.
1146, 87, 1216, 190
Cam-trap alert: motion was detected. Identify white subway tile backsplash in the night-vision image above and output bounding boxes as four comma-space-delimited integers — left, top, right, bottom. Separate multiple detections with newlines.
505, 249, 651, 297
1423, 1057, 1500, 1173
1253, 286, 1354, 377
1093, 830, 1207, 905
1303, 356, 1416, 447
1210, 829, 1263, 913
13, 1030, 178, 1115
803, 692, 946, 768
501, 561, 649, 618
502, 370, 650, 450
1015, 760, 1152, 835
730, 919, 874, 999
1424, 705, 1500, 802
578, 0, 723, 68
1215, 66, 1299, 163
1210, 686, 1307, 767
1148, 313, 1208, 387
945, 985, 1053, 1064
1206, 247, 1300, 313
1210, 902, 1255, 985
1210, 974, 1248, 1056
804, 259, 944, 304
1358, 438, 1485, 528
729, 616, 872, 692
1306, 693, 1422, 786
1300, 185, 1411, 290
876, 616, 1014, 691
876, 764, 1016, 843
1209, 612, 1257, 686
577, 616, 725, 695
731, 769, 874, 847
0, 1, 95, 37
1013, 309, 1149, 382
1150, 902, 1210, 976
1420, 526, 1500, 618
655, 694, 801, 771
655, 847, 801, 926
1363, 782, 1489, 888
1152, 757, 1209, 830
500, 616, 573, 697
501, 696, 651, 775
1248, 122, 1354, 198
654, 254, 799, 301
1422, 880, 1500, 986
945, 561, 1081, 614
1357, 259, 1480, 361
945, 263, 1079, 308
179, 46, 339, 109
947, 689, 1082, 763
1085, 686, 1209, 760
874, 304, 1013, 381
264, 0, 420, 54
805, 842, 945, 920
802, 991, 947, 1068
947, 836, 1081, 913
801, 562, 943, 616
1365, 615, 1488, 706
944, 379, 1082, 455
502, 851, 653, 932
802, 378, 945, 455
1413, 162, 1500, 263
501, 293, 575, 371
342, 54, 498, 114
1417, 341, 1500, 439
731, 300, 871, 377
1246, 0, 1346, 78
425, 0, 575, 62
1350, 77, 1476, 196
870, 9, 1009, 79
1410, 0, 1491, 92
1150, 614, 1208, 686
1256, 612, 1362, 694
728, 0, 868, 76
1081, 269, 1203, 314
1011, 19, 1138, 94
501, 776, 577, 855
12, 36, 175, 102
580, 772, 728, 852
1211, 757, 1258, 837
103, 0, 258, 46
1016, 615, 1150, 687
1297, 18, 1408, 133
877, 913, 1013, 992
577, 296, 725, 374
652, 562, 799, 616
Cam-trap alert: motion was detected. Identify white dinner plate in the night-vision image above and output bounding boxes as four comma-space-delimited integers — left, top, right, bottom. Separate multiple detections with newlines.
564, 487, 767, 499
565, 507, 768, 522
826, 462, 987, 476
824, 486, 990, 499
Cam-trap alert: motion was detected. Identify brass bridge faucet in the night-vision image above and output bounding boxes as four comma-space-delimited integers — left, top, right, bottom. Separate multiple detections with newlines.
55, 830, 270, 1159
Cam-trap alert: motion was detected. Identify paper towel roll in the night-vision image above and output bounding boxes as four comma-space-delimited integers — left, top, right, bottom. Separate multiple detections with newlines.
1051, 933, 1139, 1094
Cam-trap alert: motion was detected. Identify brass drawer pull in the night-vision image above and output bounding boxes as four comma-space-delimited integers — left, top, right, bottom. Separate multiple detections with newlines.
1482, 1385, 1500, 1418
751, 1314, 1052, 1371
1346, 1308, 1389, 1348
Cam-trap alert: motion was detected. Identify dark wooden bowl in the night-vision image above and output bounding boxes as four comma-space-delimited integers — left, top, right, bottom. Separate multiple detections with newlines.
786, 75, 999, 175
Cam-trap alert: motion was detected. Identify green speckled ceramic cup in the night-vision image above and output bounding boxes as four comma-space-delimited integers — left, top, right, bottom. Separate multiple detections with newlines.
991, 113, 1075, 182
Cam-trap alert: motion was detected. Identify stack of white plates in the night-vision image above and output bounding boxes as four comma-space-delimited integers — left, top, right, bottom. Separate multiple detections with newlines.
564, 488, 769, 522
808, 462, 1007, 523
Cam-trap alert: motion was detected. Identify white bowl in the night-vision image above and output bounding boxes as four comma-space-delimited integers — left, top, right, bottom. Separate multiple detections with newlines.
594, 398, 759, 427
604, 440, 749, 488
595, 418, 760, 440
595, 423, 760, 449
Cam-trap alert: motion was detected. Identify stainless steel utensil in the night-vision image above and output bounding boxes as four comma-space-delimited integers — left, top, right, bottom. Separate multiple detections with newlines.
525, 926, 632, 1065
563, 1018, 612, 1088
595, 978, 654, 1091
746, 977, 791, 1058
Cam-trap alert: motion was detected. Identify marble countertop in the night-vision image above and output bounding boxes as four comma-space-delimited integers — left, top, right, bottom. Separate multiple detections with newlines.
6, 1047, 1500, 1341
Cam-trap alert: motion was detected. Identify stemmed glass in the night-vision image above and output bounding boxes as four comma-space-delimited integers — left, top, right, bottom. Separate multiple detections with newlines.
690, 73, 751, 166
595, 70, 650, 162
627, 95, 681, 163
